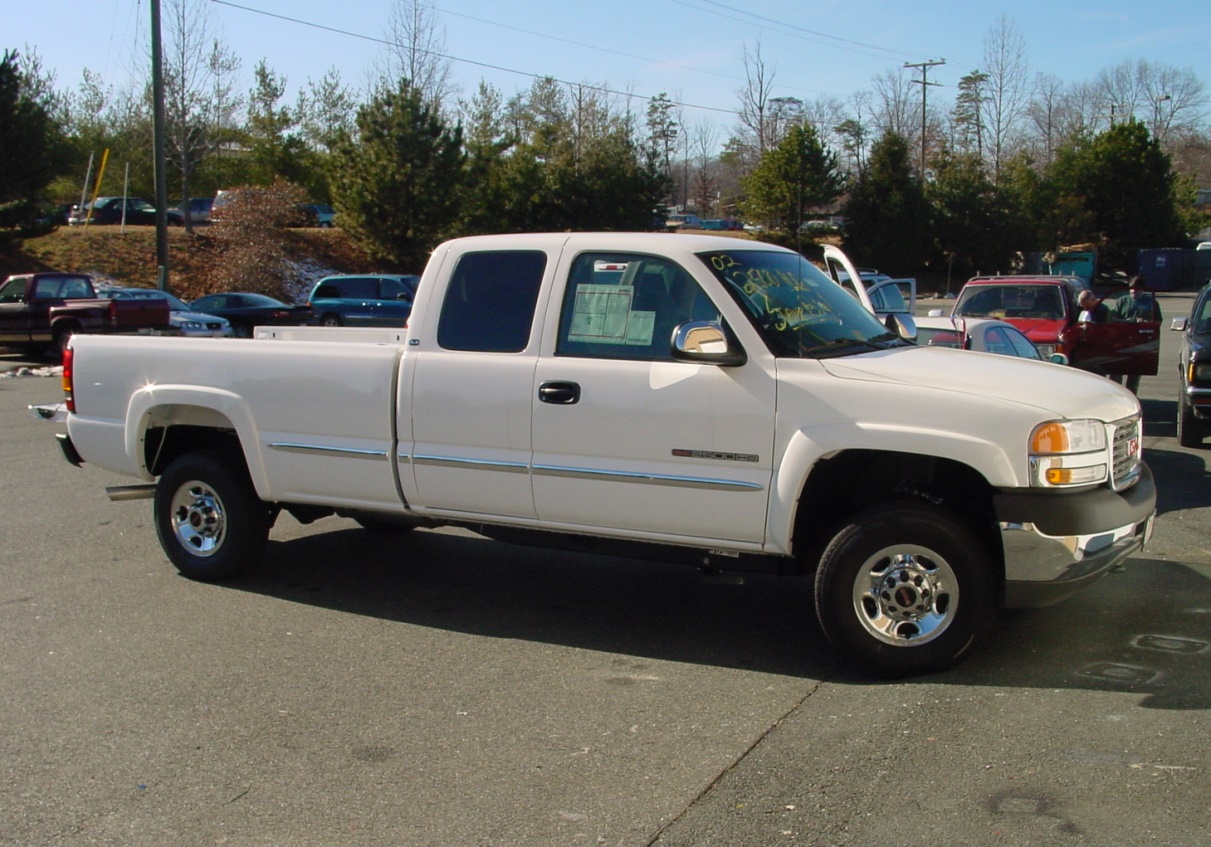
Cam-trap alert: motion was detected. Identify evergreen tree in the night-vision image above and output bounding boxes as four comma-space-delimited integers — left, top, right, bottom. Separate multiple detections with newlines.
841, 131, 932, 272
245, 61, 313, 191
928, 147, 1026, 278
330, 81, 465, 268
739, 122, 843, 233
0, 50, 65, 238
1046, 120, 1186, 269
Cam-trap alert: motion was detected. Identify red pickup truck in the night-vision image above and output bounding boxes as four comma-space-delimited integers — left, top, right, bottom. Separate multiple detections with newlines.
951, 275, 1160, 381
0, 272, 171, 358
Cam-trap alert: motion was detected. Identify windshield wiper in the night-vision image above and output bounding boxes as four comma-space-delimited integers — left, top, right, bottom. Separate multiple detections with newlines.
799, 337, 892, 357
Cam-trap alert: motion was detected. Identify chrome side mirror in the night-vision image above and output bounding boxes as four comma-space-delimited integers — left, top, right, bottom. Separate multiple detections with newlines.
886, 313, 917, 342
672, 321, 747, 366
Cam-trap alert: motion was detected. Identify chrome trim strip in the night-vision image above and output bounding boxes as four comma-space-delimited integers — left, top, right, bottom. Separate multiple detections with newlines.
268, 442, 389, 460
532, 463, 764, 492
412, 454, 530, 474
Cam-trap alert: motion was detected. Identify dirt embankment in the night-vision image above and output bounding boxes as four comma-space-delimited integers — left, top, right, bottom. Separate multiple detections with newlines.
1, 226, 382, 299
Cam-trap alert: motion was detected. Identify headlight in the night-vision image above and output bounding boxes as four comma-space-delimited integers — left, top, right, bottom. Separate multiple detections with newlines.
179, 319, 203, 330
1035, 343, 1057, 358
1029, 419, 1108, 487
1192, 362, 1211, 383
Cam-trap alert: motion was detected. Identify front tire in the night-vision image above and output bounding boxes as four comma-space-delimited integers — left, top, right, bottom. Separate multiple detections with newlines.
154, 451, 270, 581
320, 314, 343, 327
1177, 388, 1203, 448
814, 502, 995, 678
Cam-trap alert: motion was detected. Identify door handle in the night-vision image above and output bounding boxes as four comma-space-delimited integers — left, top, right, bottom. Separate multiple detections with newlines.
539, 381, 581, 405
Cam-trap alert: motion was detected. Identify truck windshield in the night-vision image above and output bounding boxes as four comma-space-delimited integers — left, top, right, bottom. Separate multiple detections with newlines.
696, 250, 903, 358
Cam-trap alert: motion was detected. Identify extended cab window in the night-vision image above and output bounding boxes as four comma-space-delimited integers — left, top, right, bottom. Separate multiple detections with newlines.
556, 253, 719, 360
437, 251, 545, 352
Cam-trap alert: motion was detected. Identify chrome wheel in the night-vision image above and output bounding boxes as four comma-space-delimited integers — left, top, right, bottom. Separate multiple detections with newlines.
852, 544, 958, 646
168, 479, 227, 557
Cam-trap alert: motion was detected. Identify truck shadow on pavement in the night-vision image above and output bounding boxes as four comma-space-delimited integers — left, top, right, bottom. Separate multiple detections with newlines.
228, 521, 1210, 708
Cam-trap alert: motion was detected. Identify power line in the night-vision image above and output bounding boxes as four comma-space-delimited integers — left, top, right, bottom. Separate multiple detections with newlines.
207, 0, 737, 115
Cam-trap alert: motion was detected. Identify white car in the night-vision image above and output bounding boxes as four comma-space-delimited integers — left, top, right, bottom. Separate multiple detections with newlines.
914, 315, 1047, 360
100, 288, 234, 337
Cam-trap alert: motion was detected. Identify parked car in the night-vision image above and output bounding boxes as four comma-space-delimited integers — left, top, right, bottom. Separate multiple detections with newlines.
1171, 281, 1211, 447
665, 213, 701, 230
188, 292, 313, 338
99, 288, 233, 337
308, 274, 420, 327
951, 275, 1159, 380
914, 316, 1047, 360
301, 203, 336, 228
68, 197, 158, 226
166, 198, 214, 226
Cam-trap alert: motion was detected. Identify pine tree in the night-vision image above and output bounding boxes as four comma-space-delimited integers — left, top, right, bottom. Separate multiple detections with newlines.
330, 82, 465, 268
739, 123, 843, 232
841, 132, 932, 272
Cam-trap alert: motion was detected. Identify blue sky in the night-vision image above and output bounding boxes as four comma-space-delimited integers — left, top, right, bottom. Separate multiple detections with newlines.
11, 0, 1211, 126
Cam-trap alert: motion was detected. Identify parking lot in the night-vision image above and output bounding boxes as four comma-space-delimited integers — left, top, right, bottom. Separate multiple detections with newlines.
1, 296, 1208, 846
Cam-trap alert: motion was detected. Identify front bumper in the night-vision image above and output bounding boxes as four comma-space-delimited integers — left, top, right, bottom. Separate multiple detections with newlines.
994, 463, 1156, 608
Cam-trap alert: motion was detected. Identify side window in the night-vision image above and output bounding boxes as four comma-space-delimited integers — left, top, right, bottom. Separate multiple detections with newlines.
436, 251, 546, 353
0, 277, 26, 303
556, 252, 719, 361
334, 278, 377, 299
33, 278, 62, 299
381, 278, 410, 300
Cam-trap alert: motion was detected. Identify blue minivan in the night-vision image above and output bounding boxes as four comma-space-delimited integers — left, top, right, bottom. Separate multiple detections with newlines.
308, 274, 421, 327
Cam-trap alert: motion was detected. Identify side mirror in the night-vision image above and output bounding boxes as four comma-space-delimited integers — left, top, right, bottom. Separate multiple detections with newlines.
885, 313, 917, 342
927, 308, 944, 317
1049, 353, 1069, 365
1170, 317, 1188, 332
672, 321, 747, 367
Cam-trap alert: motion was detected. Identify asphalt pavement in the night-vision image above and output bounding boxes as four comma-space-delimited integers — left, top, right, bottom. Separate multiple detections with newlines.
1, 295, 1208, 846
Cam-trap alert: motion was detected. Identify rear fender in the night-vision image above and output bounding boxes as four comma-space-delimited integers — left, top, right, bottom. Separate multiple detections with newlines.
125, 385, 269, 497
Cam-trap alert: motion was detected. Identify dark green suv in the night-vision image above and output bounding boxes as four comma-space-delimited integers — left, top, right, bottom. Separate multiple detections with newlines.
308, 274, 420, 327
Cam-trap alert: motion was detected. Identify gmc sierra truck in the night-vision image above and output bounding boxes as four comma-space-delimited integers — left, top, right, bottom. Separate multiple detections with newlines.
50, 233, 1155, 677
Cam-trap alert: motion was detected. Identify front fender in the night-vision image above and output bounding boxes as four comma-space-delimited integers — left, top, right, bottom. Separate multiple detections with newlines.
767, 422, 1014, 554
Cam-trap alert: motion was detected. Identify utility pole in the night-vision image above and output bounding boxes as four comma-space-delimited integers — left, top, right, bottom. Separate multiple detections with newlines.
905, 59, 945, 177
150, 0, 170, 291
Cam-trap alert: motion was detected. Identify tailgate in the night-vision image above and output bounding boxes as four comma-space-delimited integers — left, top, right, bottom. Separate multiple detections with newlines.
109, 298, 170, 329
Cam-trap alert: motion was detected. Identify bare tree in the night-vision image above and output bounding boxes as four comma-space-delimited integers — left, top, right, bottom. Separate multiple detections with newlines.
980, 14, 1030, 179
733, 41, 777, 167
1097, 59, 1208, 145
161, 0, 241, 230
870, 67, 918, 143
689, 119, 720, 216
380, 0, 454, 109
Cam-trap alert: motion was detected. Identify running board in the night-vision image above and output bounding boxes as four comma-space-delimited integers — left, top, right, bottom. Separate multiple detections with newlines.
107, 484, 157, 502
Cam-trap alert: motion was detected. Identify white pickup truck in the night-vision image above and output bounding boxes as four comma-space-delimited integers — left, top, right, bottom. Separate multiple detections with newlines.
53, 232, 1155, 677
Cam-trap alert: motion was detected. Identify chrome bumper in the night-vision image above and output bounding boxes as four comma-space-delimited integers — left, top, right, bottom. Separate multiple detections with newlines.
996, 464, 1156, 608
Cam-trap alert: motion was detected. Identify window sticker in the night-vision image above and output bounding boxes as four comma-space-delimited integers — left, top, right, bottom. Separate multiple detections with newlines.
568, 284, 652, 345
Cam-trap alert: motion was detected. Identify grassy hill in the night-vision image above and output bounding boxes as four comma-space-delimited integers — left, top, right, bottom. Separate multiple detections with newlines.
0, 225, 383, 301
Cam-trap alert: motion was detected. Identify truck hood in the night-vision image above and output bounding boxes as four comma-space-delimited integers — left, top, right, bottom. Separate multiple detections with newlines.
998, 316, 1065, 342
818, 346, 1139, 422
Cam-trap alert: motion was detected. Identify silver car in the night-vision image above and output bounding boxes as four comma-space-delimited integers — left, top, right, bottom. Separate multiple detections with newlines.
99, 288, 234, 337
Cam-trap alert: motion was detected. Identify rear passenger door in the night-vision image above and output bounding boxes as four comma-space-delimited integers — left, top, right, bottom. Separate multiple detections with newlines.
406, 249, 549, 519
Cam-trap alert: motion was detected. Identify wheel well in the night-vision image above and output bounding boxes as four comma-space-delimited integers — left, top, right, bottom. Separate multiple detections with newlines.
144, 424, 243, 477
792, 450, 1002, 578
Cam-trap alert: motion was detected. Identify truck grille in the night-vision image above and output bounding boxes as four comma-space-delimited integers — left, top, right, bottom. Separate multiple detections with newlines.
1110, 415, 1142, 491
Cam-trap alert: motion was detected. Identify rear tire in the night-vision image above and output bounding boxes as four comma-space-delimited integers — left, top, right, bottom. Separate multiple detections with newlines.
320, 315, 343, 327
154, 451, 270, 581
814, 501, 995, 678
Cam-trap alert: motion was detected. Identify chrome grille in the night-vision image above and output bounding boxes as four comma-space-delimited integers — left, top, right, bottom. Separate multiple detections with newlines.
1110, 415, 1142, 491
